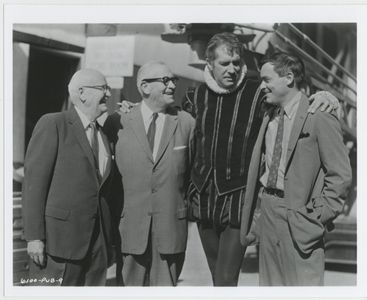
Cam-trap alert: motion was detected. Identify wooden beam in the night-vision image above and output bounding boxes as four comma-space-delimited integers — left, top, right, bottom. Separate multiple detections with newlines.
13, 30, 84, 53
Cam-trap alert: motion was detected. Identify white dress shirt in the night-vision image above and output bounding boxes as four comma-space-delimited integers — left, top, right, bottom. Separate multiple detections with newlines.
141, 100, 166, 161
75, 106, 108, 178
260, 92, 302, 190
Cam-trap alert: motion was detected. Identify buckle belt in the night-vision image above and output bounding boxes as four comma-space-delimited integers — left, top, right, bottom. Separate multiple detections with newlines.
263, 187, 284, 198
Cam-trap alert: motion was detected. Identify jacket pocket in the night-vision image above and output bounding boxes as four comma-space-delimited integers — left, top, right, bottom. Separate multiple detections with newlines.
286, 206, 325, 255
45, 205, 70, 221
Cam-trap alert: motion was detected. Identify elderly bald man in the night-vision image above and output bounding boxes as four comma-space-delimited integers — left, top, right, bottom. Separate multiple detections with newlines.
22, 68, 115, 286
112, 61, 195, 286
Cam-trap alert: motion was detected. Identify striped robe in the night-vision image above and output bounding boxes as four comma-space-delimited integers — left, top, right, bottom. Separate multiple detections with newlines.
183, 78, 264, 227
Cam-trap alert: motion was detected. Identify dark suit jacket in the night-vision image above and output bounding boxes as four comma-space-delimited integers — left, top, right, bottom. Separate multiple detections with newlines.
102, 111, 124, 261
22, 106, 114, 260
240, 94, 352, 254
115, 104, 195, 255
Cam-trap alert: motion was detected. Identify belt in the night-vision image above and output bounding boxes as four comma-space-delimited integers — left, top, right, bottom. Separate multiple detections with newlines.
263, 187, 284, 198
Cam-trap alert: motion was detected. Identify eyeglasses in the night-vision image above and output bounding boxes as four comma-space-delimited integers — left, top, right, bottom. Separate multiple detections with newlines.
141, 77, 179, 86
81, 85, 111, 94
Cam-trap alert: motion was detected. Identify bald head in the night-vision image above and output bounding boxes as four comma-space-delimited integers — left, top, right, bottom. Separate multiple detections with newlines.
68, 69, 107, 102
67, 68, 110, 121
137, 61, 172, 96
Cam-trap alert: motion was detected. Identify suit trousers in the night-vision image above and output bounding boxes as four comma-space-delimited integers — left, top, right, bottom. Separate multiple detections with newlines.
122, 219, 185, 286
28, 214, 108, 286
258, 191, 324, 286
197, 223, 246, 286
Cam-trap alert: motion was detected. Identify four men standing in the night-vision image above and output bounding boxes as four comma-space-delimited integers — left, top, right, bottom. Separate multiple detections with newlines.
21, 33, 352, 286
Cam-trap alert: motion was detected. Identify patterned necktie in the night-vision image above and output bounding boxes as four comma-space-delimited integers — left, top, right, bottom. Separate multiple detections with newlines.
147, 112, 159, 152
267, 107, 285, 189
89, 122, 99, 170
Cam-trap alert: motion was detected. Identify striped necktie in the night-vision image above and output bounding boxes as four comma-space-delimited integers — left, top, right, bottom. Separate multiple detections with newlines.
266, 107, 285, 189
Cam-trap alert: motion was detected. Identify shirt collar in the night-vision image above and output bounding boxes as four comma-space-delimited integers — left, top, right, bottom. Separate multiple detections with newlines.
283, 92, 302, 119
203, 64, 247, 95
141, 100, 165, 122
74, 105, 101, 129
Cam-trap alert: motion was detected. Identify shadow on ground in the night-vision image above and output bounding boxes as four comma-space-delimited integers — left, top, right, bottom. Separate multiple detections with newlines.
241, 254, 259, 273
325, 263, 356, 273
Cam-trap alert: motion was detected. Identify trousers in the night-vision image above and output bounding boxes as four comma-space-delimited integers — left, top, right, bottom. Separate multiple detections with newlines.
28, 216, 108, 286
258, 191, 324, 286
122, 220, 185, 286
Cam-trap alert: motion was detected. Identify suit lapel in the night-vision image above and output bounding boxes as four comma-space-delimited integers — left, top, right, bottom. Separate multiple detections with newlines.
246, 108, 272, 188
253, 109, 272, 174
154, 112, 178, 167
285, 95, 310, 170
67, 107, 99, 186
128, 104, 154, 163
258, 111, 271, 153
240, 109, 272, 236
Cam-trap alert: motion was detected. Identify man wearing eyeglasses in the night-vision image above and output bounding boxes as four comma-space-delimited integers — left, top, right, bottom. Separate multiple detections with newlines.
22, 69, 115, 286
113, 61, 195, 286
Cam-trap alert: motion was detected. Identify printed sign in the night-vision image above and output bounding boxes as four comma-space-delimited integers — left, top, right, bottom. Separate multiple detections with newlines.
85, 35, 135, 77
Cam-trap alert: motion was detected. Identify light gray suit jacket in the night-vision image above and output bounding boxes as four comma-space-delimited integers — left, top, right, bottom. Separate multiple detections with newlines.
240, 94, 352, 255
115, 104, 195, 255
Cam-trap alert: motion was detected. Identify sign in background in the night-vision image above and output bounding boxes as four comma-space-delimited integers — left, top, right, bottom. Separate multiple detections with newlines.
85, 35, 135, 77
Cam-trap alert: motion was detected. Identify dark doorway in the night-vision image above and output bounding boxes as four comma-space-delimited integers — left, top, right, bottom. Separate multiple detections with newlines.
24, 46, 80, 151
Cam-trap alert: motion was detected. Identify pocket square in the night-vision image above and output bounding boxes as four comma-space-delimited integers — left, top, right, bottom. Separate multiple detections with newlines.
173, 146, 187, 150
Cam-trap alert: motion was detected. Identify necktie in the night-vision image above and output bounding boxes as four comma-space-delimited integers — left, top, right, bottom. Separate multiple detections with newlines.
267, 107, 285, 189
89, 122, 99, 170
147, 112, 158, 153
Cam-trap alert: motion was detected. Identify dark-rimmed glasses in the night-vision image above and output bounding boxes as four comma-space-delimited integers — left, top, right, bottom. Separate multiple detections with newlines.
141, 77, 179, 86
81, 85, 111, 94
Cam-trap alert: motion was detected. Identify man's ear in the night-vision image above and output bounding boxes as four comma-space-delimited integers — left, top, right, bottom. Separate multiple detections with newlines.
79, 87, 87, 103
206, 59, 213, 71
140, 82, 151, 96
285, 72, 295, 87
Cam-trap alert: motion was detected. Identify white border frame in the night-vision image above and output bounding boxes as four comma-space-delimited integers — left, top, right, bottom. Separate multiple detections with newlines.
3, 3, 367, 298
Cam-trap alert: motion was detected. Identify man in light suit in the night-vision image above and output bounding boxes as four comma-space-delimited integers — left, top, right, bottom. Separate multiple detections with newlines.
22, 69, 115, 286
240, 52, 352, 285
114, 61, 195, 286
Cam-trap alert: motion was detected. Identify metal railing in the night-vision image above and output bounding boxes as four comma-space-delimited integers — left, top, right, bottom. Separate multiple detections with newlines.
274, 30, 357, 95
272, 24, 356, 141
286, 23, 356, 82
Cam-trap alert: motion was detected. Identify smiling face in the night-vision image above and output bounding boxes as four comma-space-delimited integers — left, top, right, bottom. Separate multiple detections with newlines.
70, 69, 111, 121
208, 45, 243, 89
81, 84, 110, 119
140, 64, 176, 110
260, 62, 293, 105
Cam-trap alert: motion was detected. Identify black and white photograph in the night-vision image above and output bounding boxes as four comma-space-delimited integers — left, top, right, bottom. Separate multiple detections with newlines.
2, 3, 367, 299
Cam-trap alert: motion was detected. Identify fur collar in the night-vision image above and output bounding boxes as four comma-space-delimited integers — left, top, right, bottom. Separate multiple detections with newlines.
203, 64, 247, 95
